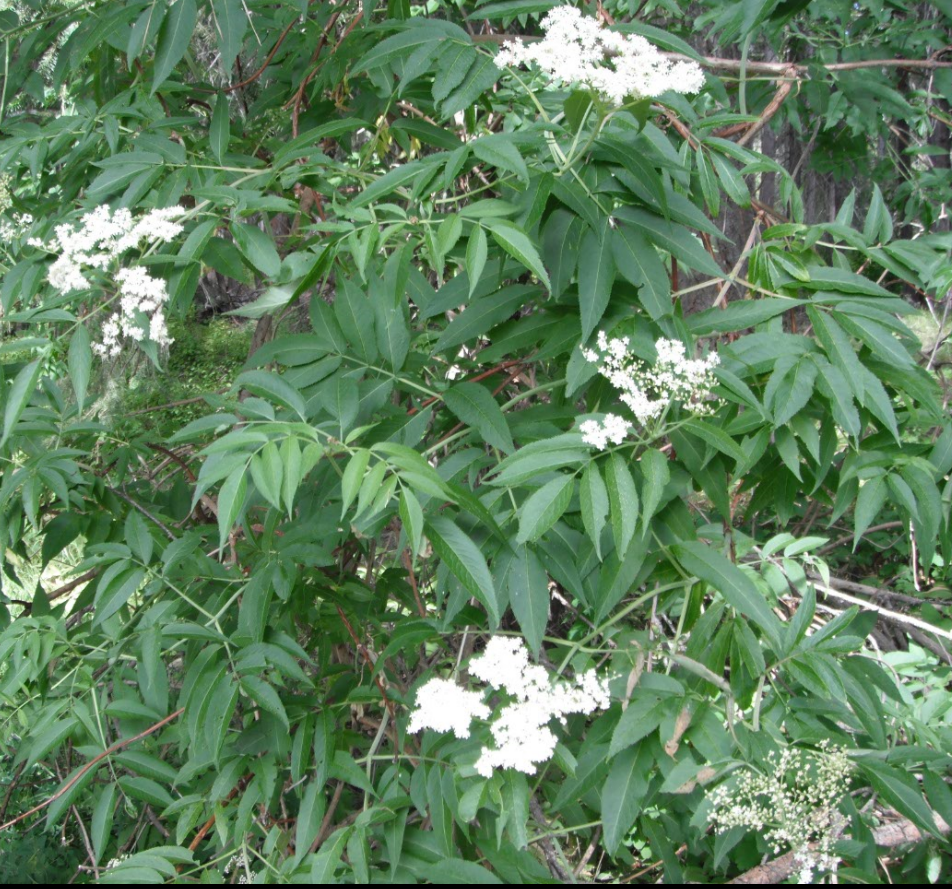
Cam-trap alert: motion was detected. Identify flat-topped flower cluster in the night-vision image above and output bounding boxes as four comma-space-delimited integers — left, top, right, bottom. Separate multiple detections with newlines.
707, 743, 853, 884
494, 6, 706, 105
579, 332, 720, 448
409, 636, 611, 778
30, 205, 184, 357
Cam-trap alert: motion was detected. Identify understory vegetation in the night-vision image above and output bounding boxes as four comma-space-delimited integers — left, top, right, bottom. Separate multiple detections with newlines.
1, 0, 952, 884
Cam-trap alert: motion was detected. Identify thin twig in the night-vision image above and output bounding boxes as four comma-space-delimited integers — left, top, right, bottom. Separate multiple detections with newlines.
0, 709, 185, 831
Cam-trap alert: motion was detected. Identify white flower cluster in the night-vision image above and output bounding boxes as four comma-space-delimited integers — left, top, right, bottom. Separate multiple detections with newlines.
579, 332, 720, 447
494, 6, 705, 105
224, 851, 257, 884
407, 677, 491, 738
707, 743, 853, 884
31, 205, 184, 357
0, 212, 33, 241
409, 636, 611, 779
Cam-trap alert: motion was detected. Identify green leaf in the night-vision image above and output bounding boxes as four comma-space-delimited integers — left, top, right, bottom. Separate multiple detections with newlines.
517, 475, 574, 544
682, 418, 747, 466
236, 370, 307, 420
612, 225, 671, 320
443, 382, 514, 453
24, 717, 77, 770
210, 92, 230, 162
601, 745, 651, 855
688, 297, 800, 335
765, 356, 818, 427
440, 52, 499, 116
1, 357, 43, 449
341, 449, 372, 517
240, 675, 289, 730
580, 462, 609, 559
230, 222, 281, 278
68, 327, 92, 412
250, 442, 285, 510
606, 453, 639, 557
639, 448, 670, 534
94, 565, 147, 625
429, 859, 504, 884
399, 489, 425, 557
490, 433, 587, 485
465, 226, 488, 297
217, 466, 248, 550
507, 544, 549, 654
615, 207, 723, 278
309, 826, 352, 882
472, 134, 528, 183
294, 780, 326, 865
579, 220, 616, 340
853, 475, 887, 549
427, 517, 499, 624
486, 220, 551, 291
807, 307, 866, 403
336, 278, 378, 361
125, 511, 153, 564
92, 785, 116, 865
609, 693, 670, 757
212, 0, 247, 73
860, 761, 938, 837
673, 541, 781, 648
153, 0, 197, 92
434, 284, 536, 353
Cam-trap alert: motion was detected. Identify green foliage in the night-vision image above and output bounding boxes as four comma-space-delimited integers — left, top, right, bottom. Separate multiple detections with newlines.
0, 0, 951, 884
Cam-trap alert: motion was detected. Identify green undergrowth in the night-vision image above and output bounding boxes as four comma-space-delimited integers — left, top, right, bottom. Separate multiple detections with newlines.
108, 314, 252, 441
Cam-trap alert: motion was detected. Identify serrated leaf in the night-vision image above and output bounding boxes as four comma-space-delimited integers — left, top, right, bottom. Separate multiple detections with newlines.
612, 225, 671, 320
606, 453, 639, 556
230, 222, 281, 278
673, 541, 781, 648
92, 784, 116, 865
236, 369, 306, 420
240, 675, 289, 730
68, 326, 92, 412
507, 544, 549, 654
465, 226, 488, 297
153, 0, 197, 92
217, 466, 248, 550
517, 475, 573, 543
399, 489, 424, 557
853, 475, 887, 549
472, 134, 528, 183
601, 745, 651, 855
443, 382, 514, 453
427, 517, 498, 624
579, 221, 616, 340
580, 462, 609, 559
486, 220, 550, 291
210, 92, 230, 162
639, 448, 670, 533
213, 0, 247, 74
336, 278, 378, 361
1, 356, 43, 449
94, 565, 147, 625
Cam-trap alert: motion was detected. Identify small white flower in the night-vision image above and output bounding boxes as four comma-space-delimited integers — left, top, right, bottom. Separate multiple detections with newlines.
39, 205, 184, 358
580, 333, 720, 438
408, 637, 611, 779
494, 7, 705, 105
408, 677, 491, 738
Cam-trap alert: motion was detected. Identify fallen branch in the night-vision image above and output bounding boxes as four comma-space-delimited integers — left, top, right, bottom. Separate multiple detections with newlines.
813, 581, 952, 643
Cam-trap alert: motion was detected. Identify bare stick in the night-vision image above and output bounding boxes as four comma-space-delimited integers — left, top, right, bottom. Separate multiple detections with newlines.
0, 709, 185, 832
